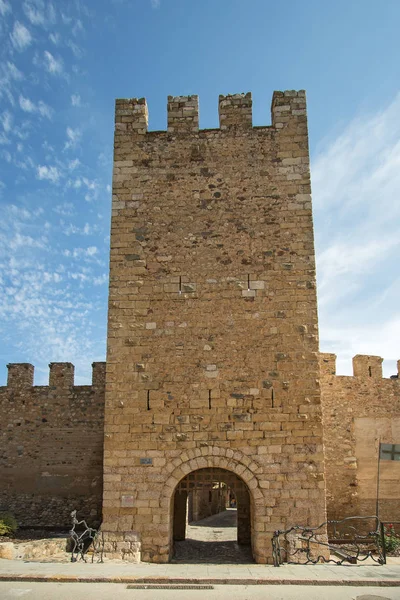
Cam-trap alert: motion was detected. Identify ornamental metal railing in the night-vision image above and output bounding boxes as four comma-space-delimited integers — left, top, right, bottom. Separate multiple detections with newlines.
272, 516, 386, 567
69, 510, 104, 563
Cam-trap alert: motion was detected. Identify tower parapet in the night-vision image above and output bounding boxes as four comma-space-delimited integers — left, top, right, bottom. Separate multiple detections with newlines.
2, 362, 106, 389
271, 90, 307, 132
115, 97, 148, 136
167, 95, 199, 133
353, 354, 383, 379
7, 363, 34, 388
319, 353, 399, 379
319, 353, 336, 376
114, 90, 307, 137
92, 361, 106, 389
218, 92, 252, 130
49, 362, 75, 388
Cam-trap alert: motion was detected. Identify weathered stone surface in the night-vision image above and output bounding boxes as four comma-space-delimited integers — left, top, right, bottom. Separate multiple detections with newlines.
0, 363, 105, 526
103, 90, 327, 564
0, 538, 68, 561
0, 90, 398, 567
319, 353, 400, 523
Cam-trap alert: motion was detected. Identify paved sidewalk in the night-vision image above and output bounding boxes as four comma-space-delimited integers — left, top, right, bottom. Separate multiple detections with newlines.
1, 558, 400, 586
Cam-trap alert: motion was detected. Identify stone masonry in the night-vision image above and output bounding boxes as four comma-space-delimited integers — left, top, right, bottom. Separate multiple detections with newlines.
0, 362, 105, 527
0, 90, 399, 565
1, 352, 398, 548
320, 353, 400, 523
102, 90, 327, 564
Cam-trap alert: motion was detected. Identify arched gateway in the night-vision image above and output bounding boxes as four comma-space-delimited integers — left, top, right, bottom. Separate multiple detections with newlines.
172, 468, 252, 558
160, 450, 264, 562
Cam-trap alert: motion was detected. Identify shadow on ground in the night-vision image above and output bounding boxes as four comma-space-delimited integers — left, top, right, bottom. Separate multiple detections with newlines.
172, 509, 254, 564
173, 538, 254, 564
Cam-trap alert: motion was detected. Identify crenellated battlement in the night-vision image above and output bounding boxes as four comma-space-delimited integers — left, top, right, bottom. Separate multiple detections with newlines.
114, 90, 306, 135
319, 353, 400, 379
218, 92, 253, 130
167, 95, 199, 133
3, 362, 106, 389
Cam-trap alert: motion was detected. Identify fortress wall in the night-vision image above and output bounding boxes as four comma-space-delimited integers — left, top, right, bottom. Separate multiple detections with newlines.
320, 353, 400, 522
104, 90, 327, 563
0, 362, 106, 527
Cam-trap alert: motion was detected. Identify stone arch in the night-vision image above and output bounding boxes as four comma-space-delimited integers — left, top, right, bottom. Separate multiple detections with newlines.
159, 447, 265, 562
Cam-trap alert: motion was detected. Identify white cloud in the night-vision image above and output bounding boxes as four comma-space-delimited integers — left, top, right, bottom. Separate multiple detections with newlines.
67, 176, 100, 201
71, 93, 81, 107
61, 12, 72, 25
19, 95, 52, 119
36, 164, 60, 183
150, 0, 160, 8
7, 204, 33, 219
0, 132, 10, 145
64, 126, 81, 150
72, 18, 83, 36
0, 194, 106, 387
66, 39, 82, 58
1, 111, 12, 132
37, 100, 52, 118
313, 93, 400, 375
47, 2, 56, 24
10, 21, 32, 51
93, 273, 107, 285
23, 1, 45, 25
68, 158, 80, 170
49, 32, 60, 44
43, 50, 63, 74
7, 61, 23, 80
54, 202, 74, 216
19, 95, 35, 112
8, 233, 47, 250
63, 222, 93, 236
0, 0, 11, 16
23, 0, 56, 26
64, 246, 98, 258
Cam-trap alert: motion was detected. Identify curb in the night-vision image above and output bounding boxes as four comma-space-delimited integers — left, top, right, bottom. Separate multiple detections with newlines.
1, 575, 400, 586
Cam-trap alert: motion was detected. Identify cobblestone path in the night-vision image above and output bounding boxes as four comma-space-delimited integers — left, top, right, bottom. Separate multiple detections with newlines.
172, 508, 254, 563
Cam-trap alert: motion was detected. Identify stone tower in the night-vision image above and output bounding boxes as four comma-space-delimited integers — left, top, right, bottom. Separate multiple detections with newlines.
102, 90, 327, 563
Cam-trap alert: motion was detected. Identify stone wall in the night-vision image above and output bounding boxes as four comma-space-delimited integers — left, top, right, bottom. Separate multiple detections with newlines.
103, 90, 327, 563
320, 353, 400, 522
189, 486, 227, 522
0, 362, 105, 527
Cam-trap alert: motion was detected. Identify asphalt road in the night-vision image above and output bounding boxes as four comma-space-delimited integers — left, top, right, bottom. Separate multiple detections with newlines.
1, 583, 399, 600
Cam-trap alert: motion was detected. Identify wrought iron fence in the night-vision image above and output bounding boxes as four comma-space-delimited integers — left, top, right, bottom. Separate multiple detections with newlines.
69, 510, 104, 563
272, 516, 386, 567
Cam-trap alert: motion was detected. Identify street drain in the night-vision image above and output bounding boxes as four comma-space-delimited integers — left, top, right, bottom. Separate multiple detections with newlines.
127, 584, 214, 590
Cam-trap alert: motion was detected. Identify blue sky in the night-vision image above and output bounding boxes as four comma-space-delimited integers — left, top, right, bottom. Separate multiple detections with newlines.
1, 0, 399, 384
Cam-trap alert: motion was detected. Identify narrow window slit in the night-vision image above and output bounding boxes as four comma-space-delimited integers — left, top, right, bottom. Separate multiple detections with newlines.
179, 275, 182, 294
368, 366, 372, 377
208, 389, 212, 409
147, 390, 150, 410
271, 388, 274, 408
247, 273, 250, 290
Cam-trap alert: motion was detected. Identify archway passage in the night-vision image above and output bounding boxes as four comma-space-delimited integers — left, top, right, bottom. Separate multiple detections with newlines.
172, 467, 254, 563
